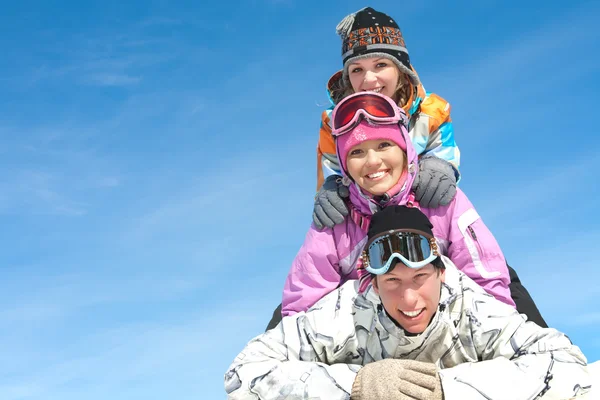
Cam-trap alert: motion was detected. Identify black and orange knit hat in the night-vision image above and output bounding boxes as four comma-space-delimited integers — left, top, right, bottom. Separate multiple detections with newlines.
336, 7, 420, 86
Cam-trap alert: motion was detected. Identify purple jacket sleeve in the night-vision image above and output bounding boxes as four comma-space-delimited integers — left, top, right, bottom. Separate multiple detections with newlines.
431, 189, 515, 307
281, 225, 342, 317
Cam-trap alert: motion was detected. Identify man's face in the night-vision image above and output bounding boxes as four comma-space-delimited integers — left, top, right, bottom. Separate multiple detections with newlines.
373, 263, 445, 334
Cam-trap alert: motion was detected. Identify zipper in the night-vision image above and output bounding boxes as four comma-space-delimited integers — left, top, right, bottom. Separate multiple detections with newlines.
468, 226, 478, 241
467, 224, 487, 262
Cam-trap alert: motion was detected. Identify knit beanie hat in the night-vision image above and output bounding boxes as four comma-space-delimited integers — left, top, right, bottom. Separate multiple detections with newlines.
336, 7, 420, 87
367, 205, 434, 241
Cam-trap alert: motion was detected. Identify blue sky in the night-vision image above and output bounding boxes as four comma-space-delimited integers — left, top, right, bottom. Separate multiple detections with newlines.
1, 0, 599, 399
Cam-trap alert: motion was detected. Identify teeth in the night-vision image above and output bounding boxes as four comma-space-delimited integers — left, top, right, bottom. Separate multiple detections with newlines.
367, 171, 386, 179
365, 88, 383, 93
401, 309, 423, 317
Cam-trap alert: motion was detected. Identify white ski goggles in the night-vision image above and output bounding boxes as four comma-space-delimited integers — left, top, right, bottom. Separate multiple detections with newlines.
363, 229, 440, 275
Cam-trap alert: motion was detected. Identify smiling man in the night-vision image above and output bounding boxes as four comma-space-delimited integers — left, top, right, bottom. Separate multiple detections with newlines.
225, 206, 592, 400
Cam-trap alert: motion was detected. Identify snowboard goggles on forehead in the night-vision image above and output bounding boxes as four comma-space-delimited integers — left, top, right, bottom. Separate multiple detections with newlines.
331, 92, 407, 137
362, 230, 440, 275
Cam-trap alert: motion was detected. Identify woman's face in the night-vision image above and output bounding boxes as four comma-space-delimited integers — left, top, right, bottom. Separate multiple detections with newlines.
348, 57, 400, 99
346, 138, 406, 196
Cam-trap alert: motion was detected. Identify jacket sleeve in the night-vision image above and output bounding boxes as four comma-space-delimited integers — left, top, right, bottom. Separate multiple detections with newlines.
439, 290, 591, 399
413, 93, 461, 181
281, 225, 342, 316
438, 189, 515, 307
225, 289, 360, 400
316, 109, 339, 191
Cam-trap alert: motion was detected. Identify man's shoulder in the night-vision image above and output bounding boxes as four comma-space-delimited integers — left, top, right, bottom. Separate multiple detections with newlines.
302, 280, 379, 329
442, 257, 518, 321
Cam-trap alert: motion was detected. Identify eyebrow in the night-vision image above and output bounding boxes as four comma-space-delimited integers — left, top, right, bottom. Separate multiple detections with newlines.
350, 58, 387, 66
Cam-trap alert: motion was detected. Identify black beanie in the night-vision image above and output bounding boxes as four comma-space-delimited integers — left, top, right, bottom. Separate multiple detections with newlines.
336, 7, 420, 86
367, 205, 434, 243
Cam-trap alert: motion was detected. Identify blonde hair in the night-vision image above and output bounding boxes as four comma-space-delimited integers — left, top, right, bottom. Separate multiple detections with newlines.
333, 64, 414, 108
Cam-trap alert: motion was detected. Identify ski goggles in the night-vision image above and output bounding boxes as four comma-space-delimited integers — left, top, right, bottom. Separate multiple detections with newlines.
362, 229, 440, 275
331, 92, 408, 137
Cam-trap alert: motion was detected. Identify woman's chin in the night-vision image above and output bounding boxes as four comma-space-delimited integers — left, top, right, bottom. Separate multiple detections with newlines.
362, 178, 396, 196
364, 184, 392, 196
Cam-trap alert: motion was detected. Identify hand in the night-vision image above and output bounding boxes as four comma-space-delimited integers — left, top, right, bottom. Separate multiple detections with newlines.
312, 175, 350, 230
351, 359, 443, 400
412, 156, 457, 208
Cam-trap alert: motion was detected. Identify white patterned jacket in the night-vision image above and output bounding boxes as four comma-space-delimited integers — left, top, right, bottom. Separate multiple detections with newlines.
225, 258, 591, 399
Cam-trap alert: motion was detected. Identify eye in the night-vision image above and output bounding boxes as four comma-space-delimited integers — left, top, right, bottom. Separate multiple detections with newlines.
414, 273, 428, 280
350, 67, 363, 74
378, 141, 393, 149
349, 148, 363, 156
376, 62, 388, 68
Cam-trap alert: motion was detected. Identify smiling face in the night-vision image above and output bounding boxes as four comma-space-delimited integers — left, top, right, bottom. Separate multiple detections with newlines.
348, 57, 401, 100
345, 139, 406, 196
373, 262, 445, 334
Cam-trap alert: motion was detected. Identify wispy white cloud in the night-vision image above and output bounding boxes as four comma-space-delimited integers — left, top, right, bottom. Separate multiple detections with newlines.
9, 17, 193, 90
0, 169, 87, 216
0, 119, 126, 216
0, 162, 120, 217
0, 271, 210, 326
506, 230, 600, 314
0, 297, 266, 400
472, 152, 597, 224
85, 73, 142, 87
137, 16, 184, 28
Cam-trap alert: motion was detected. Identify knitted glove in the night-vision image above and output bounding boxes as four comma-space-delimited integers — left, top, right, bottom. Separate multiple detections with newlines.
412, 156, 457, 208
351, 359, 444, 400
312, 175, 350, 230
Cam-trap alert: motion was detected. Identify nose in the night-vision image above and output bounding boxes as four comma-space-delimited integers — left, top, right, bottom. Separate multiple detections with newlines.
364, 70, 377, 84
400, 287, 419, 305
365, 149, 382, 167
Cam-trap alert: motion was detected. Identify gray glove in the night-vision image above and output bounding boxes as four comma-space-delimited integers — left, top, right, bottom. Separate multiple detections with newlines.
412, 156, 457, 208
351, 359, 444, 400
312, 175, 350, 230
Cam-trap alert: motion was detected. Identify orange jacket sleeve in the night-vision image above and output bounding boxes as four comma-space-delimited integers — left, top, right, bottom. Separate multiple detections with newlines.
316, 110, 337, 191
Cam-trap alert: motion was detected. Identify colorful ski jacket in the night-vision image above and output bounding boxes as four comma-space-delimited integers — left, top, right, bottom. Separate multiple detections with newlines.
282, 117, 514, 316
316, 69, 460, 190
226, 260, 592, 400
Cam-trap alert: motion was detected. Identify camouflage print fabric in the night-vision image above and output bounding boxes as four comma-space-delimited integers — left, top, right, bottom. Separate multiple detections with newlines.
225, 258, 592, 399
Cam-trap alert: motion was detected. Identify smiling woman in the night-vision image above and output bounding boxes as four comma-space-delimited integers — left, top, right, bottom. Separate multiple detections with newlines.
343, 134, 407, 196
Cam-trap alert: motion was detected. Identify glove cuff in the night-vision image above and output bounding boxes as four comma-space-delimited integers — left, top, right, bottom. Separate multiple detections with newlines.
435, 372, 445, 400
350, 369, 364, 400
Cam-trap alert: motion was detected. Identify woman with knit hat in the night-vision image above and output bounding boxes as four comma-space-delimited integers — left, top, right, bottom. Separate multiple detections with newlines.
313, 6, 459, 230
281, 92, 515, 316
